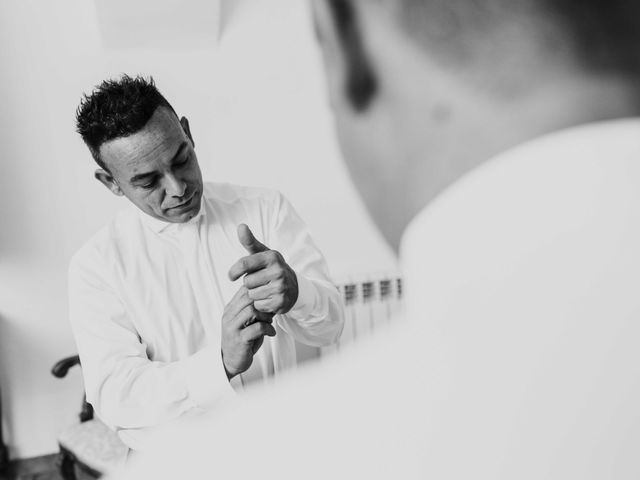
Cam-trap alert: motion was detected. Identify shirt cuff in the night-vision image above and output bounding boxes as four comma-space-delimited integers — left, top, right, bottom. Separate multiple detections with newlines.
183, 346, 236, 408
287, 273, 318, 319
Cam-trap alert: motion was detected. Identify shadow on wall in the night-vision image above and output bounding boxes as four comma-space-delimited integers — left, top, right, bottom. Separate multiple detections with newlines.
219, 0, 252, 33
0, 315, 16, 458
0, 313, 76, 459
0, 105, 35, 263
95, 0, 221, 49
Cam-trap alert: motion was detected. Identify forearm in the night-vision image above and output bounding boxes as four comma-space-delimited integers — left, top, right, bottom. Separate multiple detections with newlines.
83, 346, 234, 431
257, 190, 345, 346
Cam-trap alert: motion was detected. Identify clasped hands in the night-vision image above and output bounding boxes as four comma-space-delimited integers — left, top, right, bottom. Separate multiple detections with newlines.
221, 224, 299, 379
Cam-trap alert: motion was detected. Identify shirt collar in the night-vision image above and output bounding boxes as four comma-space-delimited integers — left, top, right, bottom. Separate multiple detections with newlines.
400, 117, 640, 261
138, 197, 206, 234
399, 117, 640, 334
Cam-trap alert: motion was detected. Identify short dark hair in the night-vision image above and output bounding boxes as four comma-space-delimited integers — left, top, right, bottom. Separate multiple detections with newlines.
326, 0, 640, 106
543, 0, 640, 76
75, 75, 177, 169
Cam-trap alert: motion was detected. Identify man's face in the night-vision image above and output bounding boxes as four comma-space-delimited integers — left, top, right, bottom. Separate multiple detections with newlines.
97, 107, 204, 223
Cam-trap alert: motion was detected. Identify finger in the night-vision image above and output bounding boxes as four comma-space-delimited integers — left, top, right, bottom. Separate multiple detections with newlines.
229, 285, 247, 303
243, 265, 281, 289
254, 310, 275, 323
224, 287, 254, 319
242, 322, 277, 343
233, 307, 274, 330
247, 283, 277, 301
237, 224, 269, 255
243, 310, 274, 327
254, 297, 278, 313
251, 336, 264, 354
229, 304, 258, 331
228, 252, 271, 281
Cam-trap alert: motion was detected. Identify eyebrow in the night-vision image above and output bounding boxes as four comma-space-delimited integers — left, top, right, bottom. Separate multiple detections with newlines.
129, 141, 188, 184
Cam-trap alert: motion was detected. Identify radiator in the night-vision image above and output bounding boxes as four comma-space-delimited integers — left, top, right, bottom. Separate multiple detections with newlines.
320, 274, 404, 356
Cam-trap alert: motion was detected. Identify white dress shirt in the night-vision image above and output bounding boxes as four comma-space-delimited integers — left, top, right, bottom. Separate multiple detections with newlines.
69, 182, 344, 450
116, 120, 640, 479
399, 118, 640, 478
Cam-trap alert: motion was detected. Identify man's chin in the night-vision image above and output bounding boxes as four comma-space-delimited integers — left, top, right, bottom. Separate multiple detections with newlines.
165, 204, 200, 223
162, 191, 201, 223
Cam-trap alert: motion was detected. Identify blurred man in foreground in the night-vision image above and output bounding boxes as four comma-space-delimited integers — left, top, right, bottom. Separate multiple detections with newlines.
118, 0, 640, 477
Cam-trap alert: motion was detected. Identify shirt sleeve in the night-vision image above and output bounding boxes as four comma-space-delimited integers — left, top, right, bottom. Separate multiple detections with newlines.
68, 251, 235, 449
266, 192, 345, 347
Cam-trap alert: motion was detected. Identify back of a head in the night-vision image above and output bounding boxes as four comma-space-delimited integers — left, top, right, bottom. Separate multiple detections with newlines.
537, 0, 640, 76
382, 0, 640, 73
75, 75, 176, 169
320, 0, 640, 250
329, 0, 640, 109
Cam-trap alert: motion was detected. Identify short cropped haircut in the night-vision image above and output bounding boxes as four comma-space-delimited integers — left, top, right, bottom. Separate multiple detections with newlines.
75, 75, 177, 169
326, 0, 640, 107
543, 0, 640, 76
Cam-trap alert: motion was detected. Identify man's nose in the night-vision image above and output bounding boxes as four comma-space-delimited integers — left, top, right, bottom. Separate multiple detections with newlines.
165, 175, 187, 197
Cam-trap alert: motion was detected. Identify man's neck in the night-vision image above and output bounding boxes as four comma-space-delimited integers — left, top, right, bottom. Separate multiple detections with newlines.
396, 71, 640, 248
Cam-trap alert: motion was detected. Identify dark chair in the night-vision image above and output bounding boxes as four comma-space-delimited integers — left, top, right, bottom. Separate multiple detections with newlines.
51, 355, 128, 480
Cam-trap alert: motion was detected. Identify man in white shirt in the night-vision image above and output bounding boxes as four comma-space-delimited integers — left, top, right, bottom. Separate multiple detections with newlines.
118, 0, 640, 478
70, 75, 344, 450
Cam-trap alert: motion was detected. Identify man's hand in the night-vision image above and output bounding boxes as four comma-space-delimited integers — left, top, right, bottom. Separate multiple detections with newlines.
228, 224, 299, 315
221, 286, 276, 379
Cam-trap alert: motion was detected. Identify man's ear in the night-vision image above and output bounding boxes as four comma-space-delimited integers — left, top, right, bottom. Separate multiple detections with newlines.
312, 0, 377, 112
180, 116, 195, 148
95, 169, 124, 196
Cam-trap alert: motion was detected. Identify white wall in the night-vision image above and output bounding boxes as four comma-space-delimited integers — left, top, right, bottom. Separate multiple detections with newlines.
0, 0, 396, 458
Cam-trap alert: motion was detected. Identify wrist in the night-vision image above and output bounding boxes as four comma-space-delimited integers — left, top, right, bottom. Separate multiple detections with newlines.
221, 351, 237, 381
282, 270, 300, 314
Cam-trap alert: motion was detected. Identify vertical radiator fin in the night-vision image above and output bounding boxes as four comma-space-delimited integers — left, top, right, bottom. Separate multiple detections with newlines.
321, 274, 404, 357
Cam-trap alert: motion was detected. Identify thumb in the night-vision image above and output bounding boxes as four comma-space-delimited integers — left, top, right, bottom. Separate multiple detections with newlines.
237, 223, 269, 254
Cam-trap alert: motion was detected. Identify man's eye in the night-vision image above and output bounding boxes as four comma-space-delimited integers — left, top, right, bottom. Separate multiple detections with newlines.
140, 180, 157, 189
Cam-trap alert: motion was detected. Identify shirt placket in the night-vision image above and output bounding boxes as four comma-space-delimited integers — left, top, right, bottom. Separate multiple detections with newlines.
174, 222, 225, 344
